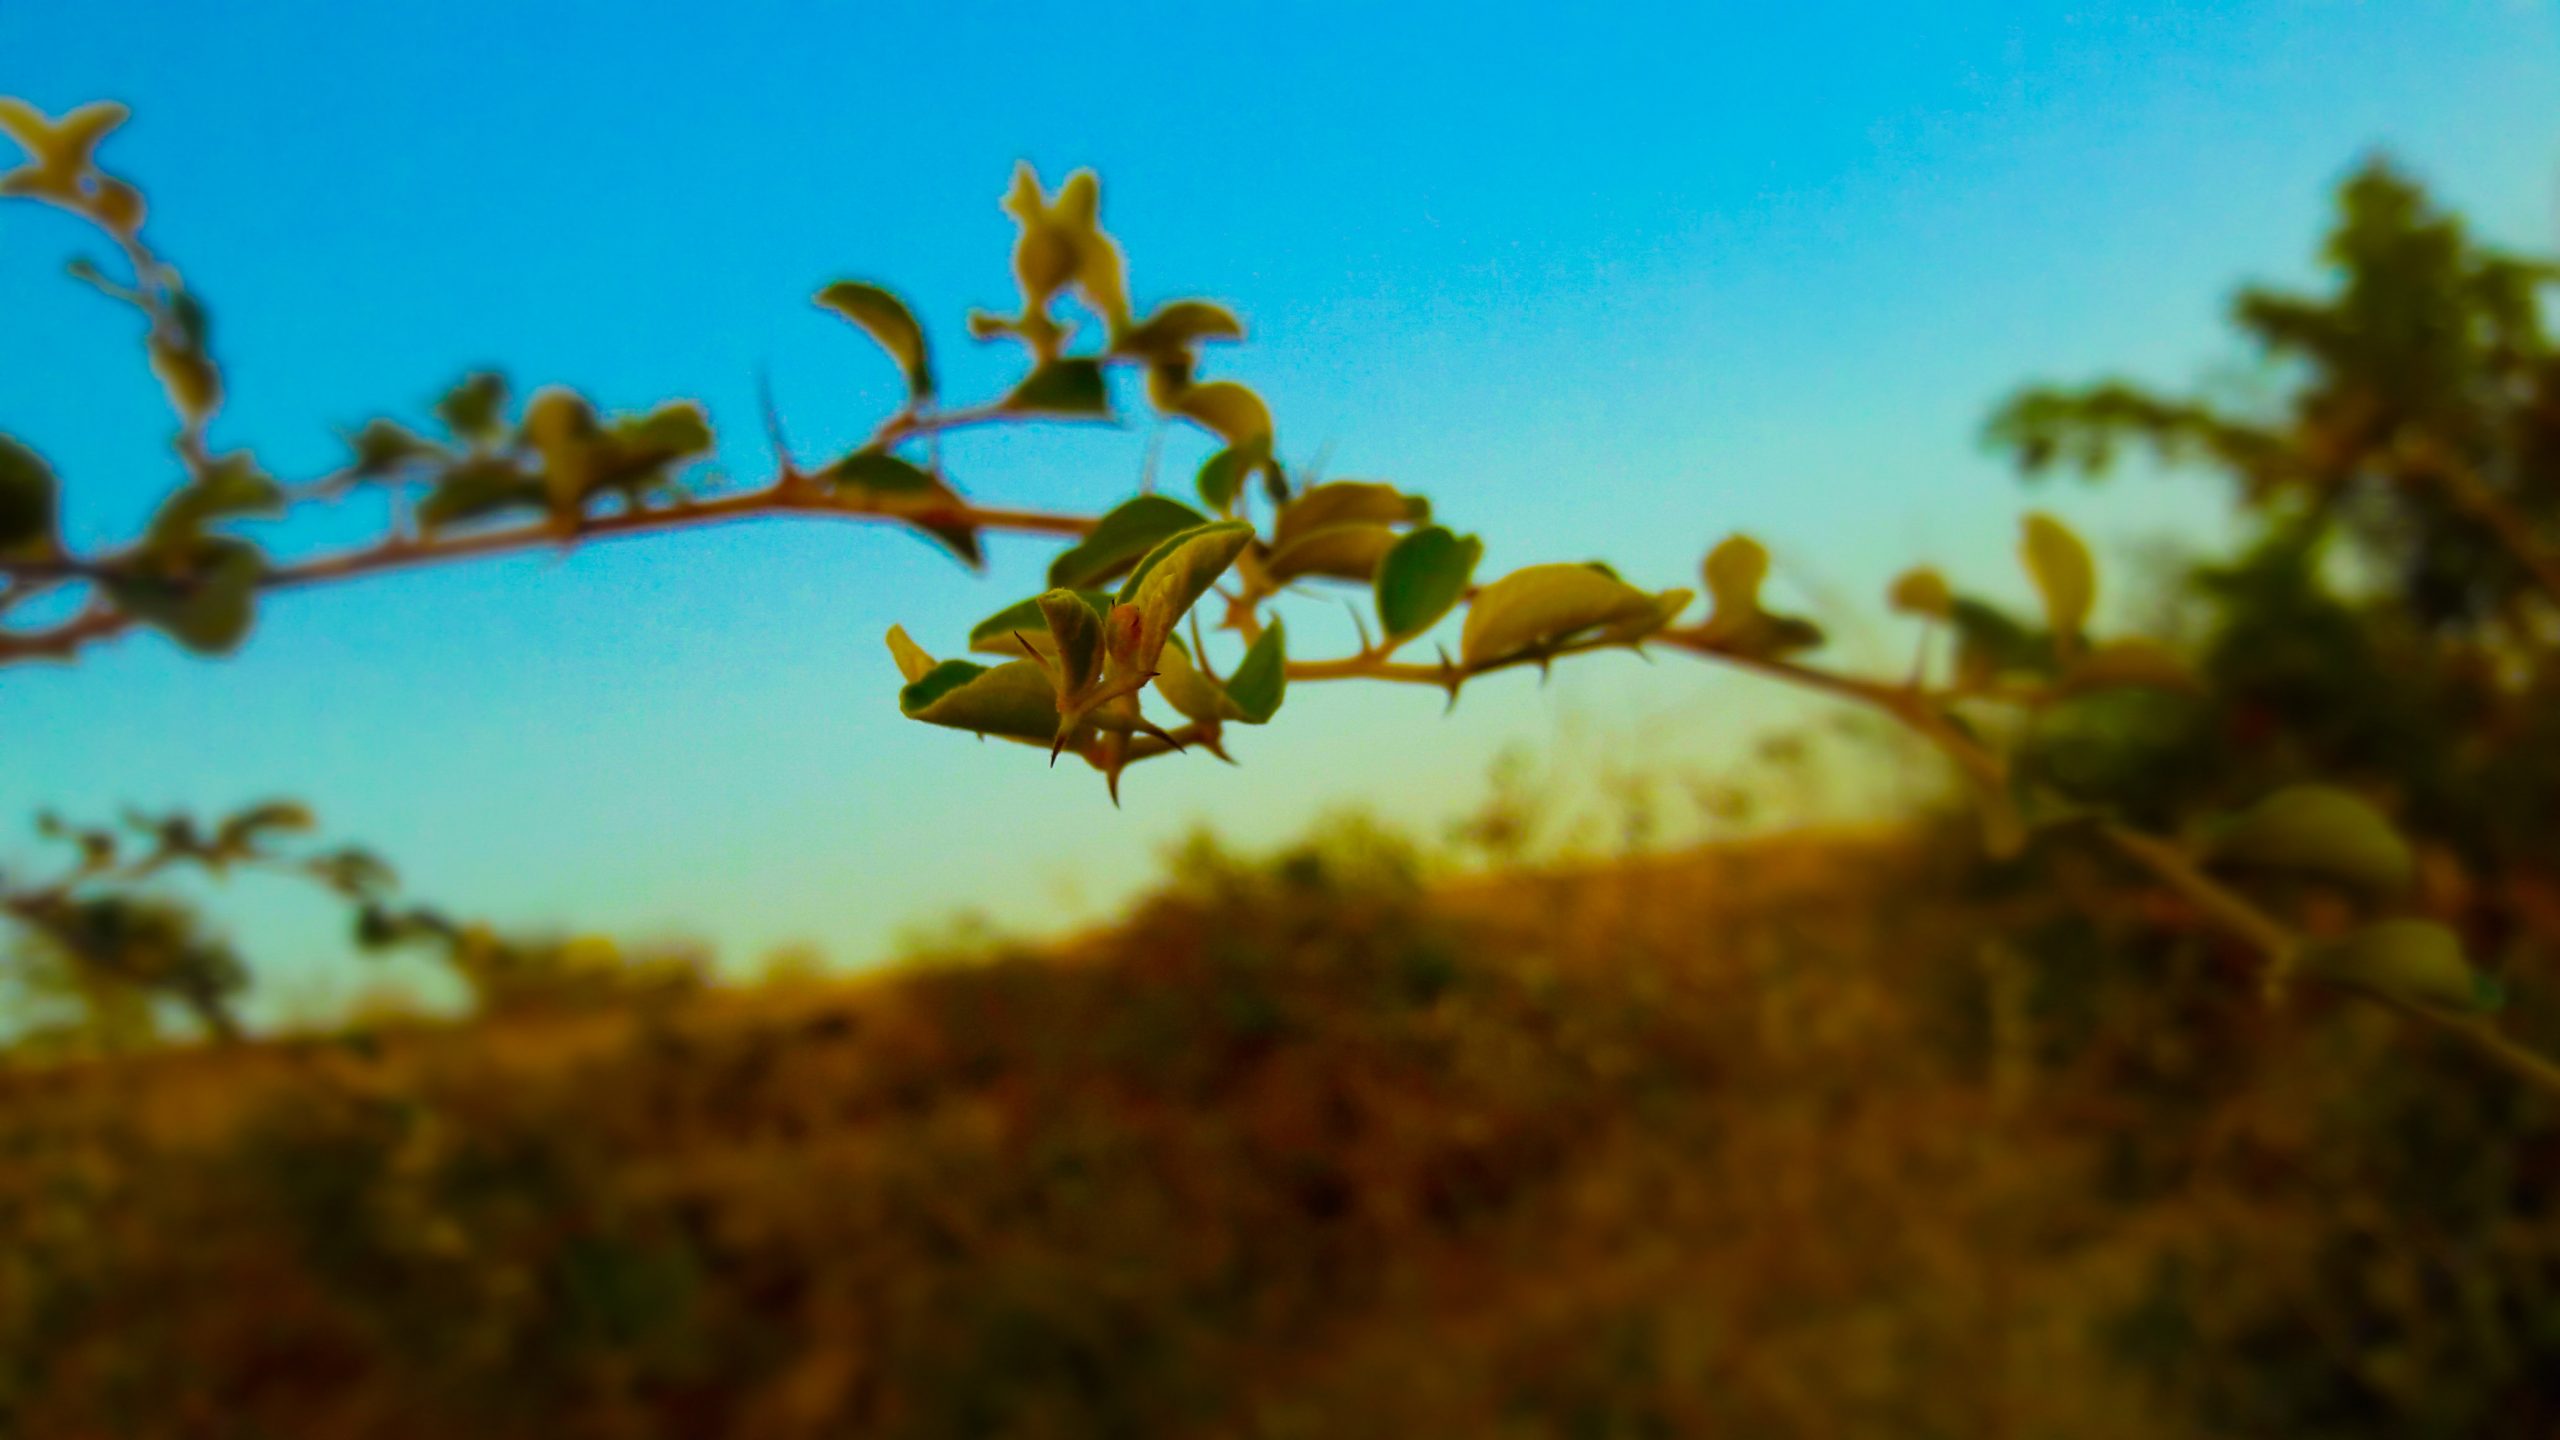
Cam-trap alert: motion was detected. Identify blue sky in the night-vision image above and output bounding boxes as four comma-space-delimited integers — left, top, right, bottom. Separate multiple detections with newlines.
4, 2, 2556, 1014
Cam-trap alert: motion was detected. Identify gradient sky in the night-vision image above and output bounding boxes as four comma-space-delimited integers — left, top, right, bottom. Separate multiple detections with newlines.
4, 2, 2556, 1016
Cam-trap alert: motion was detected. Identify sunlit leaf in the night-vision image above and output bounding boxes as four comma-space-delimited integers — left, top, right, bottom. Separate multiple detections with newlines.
1167, 380, 1272, 446
1047, 494, 1206, 589
1460, 562, 1673, 668
521, 388, 603, 513
0, 98, 126, 201
2297, 919, 2499, 1016
816, 280, 935, 399
148, 337, 221, 422
2205, 783, 2413, 894
885, 625, 937, 684
418, 457, 543, 531
2020, 512, 2095, 652
1117, 520, 1254, 669
1375, 526, 1482, 642
1702, 534, 1768, 619
897, 658, 1059, 745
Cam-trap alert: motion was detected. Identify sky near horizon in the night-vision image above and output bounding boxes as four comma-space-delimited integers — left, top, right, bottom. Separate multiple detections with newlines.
3, 2, 2557, 1014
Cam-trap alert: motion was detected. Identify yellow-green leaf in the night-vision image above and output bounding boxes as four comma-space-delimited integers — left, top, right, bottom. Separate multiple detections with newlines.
898, 658, 1059, 745
1167, 380, 1272, 446
1264, 522, 1401, 584
1117, 520, 1254, 669
1702, 534, 1768, 620
1460, 562, 1672, 668
885, 625, 937, 684
816, 280, 934, 399
1117, 300, 1244, 363
2205, 784, 2414, 893
2297, 920, 2498, 1016
1048, 496, 1206, 590
2020, 512, 2095, 652
1227, 620, 1287, 723
1273, 481, 1428, 551
1888, 566, 1954, 619
1152, 636, 1246, 724
968, 589, 1114, 657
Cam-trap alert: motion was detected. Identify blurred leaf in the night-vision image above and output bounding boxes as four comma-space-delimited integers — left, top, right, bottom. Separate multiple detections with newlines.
816, 280, 934, 399
1227, 620, 1286, 723
898, 658, 1059, 745
435, 371, 509, 444
2205, 784, 2414, 893
418, 457, 543, 531
0, 432, 59, 557
2057, 638, 2199, 697
147, 453, 282, 548
885, 625, 937, 684
1461, 563, 1673, 668
1702, 534, 1769, 619
1375, 526, 1482, 642
103, 537, 261, 654
1047, 495, 1206, 590
828, 450, 941, 495
1888, 566, 1954, 619
1194, 437, 1271, 515
0, 98, 127, 200
148, 337, 221, 422
2020, 512, 2095, 652
346, 419, 436, 477
521, 388, 603, 513
1167, 380, 1273, 446
1117, 300, 1244, 363
607, 402, 713, 466
214, 801, 314, 854
1004, 358, 1112, 418
2297, 919, 2498, 1016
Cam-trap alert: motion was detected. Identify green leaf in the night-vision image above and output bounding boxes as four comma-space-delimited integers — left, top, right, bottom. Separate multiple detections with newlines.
1265, 523, 1401, 584
1460, 562, 1673, 668
1047, 494, 1206, 590
969, 589, 1114, 656
1004, 358, 1112, 417
607, 402, 713, 464
828, 450, 942, 495
816, 280, 934, 399
1037, 588, 1106, 698
1166, 379, 1272, 445
146, 453, 283, 548
1702, 534, 1768, 620
1116, 300, 1244, 362
0, 433, 59, 558
103, 537, 262, 654
1887, 566, 1954, 619
2297, 920, 2498, 1016
1227, 620, 1286, 723
418, 457, 544, 531
1948, 596, 2055, 680
346, 419, 437, 477
1375, 526, 1481, 641
1152, 636, 1246, 724
1116, 520, 1254, 667
434, 371, 509, 444
2205, 784, 2414, 893
1194, 437, 1270, 515
897, 659, 1059, 745
1273, 481, 1428, 550
2020, 512, 2095, 652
